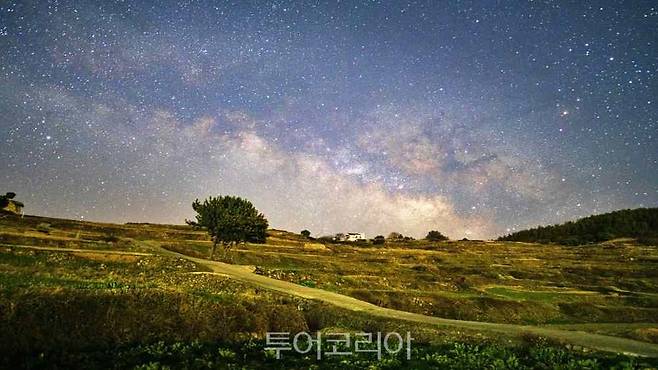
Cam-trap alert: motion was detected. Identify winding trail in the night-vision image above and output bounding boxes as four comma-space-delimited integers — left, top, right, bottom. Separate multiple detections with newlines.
6, 243, 657, 357
156, 247, 658, 357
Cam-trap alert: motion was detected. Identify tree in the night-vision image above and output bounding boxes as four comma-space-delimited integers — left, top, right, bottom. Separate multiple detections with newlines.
372, 235, 385, 245
497, 208, 658, 245
300, 229, 311, 238
426, 230, 449, 241
0, 192, 15, 208
186, 195, 268, 258
387, 232, 403, 240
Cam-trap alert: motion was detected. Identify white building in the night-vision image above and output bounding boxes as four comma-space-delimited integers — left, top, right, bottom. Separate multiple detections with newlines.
344, 232, 366, 242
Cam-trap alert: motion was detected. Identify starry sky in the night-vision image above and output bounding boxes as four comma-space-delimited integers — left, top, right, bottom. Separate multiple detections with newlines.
1, 1, 656, 239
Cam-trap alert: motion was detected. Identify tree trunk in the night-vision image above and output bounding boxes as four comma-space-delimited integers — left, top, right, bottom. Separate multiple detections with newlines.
210, 238, 218, 259
222, 241, 234, 262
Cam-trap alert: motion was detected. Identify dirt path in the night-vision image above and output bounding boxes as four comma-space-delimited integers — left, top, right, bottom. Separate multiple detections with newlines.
157, 247, 658, 357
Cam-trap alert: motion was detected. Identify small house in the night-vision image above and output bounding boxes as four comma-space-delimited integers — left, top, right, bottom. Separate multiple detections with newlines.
344, 232, 366, 242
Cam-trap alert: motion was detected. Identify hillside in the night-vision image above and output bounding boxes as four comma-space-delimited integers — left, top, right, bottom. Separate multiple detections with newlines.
498, 208, 658, 245
1, 214, 658, 367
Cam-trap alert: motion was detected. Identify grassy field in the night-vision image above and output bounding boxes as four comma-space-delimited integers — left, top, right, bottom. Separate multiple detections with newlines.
1, 214, 657, 368
166, 230, 658, 330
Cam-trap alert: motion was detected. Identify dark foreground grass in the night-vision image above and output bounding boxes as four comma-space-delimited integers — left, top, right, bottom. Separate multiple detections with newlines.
4, 338, 655, 369
1, 287, 656, 369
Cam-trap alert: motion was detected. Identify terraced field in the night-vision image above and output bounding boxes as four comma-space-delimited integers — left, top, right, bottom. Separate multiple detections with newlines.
165, 231, 658, 331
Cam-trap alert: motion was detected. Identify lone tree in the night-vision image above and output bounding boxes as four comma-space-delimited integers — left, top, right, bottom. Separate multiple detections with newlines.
300, 229, 311, 238
426, 230, 449, 241
186, 195, 268, 258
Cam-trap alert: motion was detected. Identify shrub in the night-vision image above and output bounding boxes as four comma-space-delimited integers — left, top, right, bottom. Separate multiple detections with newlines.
454, 276, 470, 290
36, 223, 51, 234
637, 236, 658, 246
387, 232, 403, 240
101, 233, 120, 243
354, 240, 370, 247
317, 236, 337, 244
426, 230, 449, 241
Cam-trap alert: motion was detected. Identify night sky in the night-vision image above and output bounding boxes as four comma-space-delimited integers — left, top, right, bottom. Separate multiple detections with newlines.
1, 1, 656, 239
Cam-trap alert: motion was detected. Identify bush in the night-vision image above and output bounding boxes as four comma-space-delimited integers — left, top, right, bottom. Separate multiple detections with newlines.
317, 236, 337, 244
637, 236, 658, 246
372, 235, 385, 245
36, 223, 51, 234
101, 233, 120, 243
454, 276, 470, 290
387, 232, 403, 240
354, 240, 370, 247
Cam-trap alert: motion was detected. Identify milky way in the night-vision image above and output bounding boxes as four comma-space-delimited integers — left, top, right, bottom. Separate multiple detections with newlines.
1, 1, 656, 239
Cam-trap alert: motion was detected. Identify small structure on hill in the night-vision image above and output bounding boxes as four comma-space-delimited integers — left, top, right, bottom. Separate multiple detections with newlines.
0, 192, 24, 215
340, 232, 366, 242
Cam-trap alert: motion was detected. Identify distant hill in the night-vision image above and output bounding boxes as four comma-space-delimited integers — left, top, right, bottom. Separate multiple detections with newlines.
498, 208, 658, 245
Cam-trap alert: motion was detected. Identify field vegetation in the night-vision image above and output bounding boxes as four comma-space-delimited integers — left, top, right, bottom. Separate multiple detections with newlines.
166, 230, 658, 332
1, 213, 657, 368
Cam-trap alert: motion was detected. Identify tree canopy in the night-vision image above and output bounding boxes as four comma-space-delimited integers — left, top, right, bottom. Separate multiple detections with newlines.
300, 229, 311, 238
186, 195, 268, 257
498, 208, 658, 245
426, 230, 449, 241
0, 192, 16, 208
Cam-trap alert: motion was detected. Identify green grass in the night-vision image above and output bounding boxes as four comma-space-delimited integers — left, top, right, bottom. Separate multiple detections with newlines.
0, 271, 141, 291
485, 286, 590, 303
